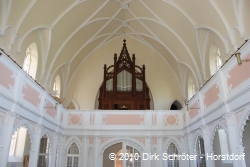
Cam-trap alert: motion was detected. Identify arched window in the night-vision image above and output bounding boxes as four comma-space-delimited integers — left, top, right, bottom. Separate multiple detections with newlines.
38, 135, 50, 167
188, 77, 195, 99
23, 43, 38, 79
67, 143, 79, 167
53, 75, 61, 98
216, 48, 222, 70
209, 44, 222, 76
196, 136, 206, 167
167, 143, 179, 167
170, 100, 183, 110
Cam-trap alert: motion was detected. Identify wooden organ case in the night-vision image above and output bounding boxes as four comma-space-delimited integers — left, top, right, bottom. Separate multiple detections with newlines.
98, 39, 151, 110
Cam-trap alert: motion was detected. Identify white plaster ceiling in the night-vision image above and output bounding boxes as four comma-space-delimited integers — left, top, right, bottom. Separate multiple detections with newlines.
0, 0, 249, 102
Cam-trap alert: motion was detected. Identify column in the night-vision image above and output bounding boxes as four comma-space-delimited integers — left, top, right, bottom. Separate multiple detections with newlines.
201, 125, 215, 167
181, 135, 189, 167
157, 137, 163, 167
145, 137, 152, 167
82, 137, 88, 167
0, 112, 16, 167
28, 124, 42, 167
50, 133, 59, 167
223, 113, 243, 167
57, 136, 66, 167
187, 134, 196, 167
238, 146, 246, 167
122, 141, 126, 167
94, 137, 100, 167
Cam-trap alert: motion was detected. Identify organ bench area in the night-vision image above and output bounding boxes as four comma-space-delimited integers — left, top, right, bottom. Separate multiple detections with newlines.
98, 39, 151, 110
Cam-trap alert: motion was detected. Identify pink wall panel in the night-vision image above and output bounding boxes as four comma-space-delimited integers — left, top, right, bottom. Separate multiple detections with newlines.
152, 137, 157, 145
227, 54, 250, 90
22, 83, 40, 107
203, 84, 220, 108
89, 137, 94, 145
0, 62, 15, 89
133, 137, 145, 146
45, 101, 57, 118
102, 114, 144, 125
101, 137, 114, 145
189, 102, 199, 119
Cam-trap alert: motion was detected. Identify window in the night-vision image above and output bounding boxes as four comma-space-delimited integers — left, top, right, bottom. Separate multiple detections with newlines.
53, 75, 61, 98
188, 77, 195, 99
209, 44, 222, 75
196, 137, 206, 167
23, 43, 38, 79
216, 48, 222, 70
167, 143, 179, 167
126, 145, 141, 167
23, 47, 31, 73
67, 143, 79, 167
38, 135, 50, 167
114, 146, 141, 167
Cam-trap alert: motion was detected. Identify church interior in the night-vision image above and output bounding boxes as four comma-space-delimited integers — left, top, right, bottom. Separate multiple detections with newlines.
0, 0, 250, 167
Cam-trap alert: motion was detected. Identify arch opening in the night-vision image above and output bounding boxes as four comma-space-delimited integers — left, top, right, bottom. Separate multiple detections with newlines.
170, 100, 183, 110
8, 126, 31, 167
102, 142, 141, 167
212, 126, 232, 166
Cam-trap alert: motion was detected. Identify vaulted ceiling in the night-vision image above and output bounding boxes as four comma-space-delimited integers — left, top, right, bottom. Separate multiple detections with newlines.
0, 0, 249, 108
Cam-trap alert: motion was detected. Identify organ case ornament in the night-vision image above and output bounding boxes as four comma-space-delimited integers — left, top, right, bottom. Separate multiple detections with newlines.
98, 39, 151, 110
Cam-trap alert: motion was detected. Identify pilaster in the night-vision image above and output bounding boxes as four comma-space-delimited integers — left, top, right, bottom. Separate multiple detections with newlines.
200, 125, 215, 167
94, 137, 100, 167
83, 136, 88, 167
50, 133, 59, 167
0, 111, 17, 167
223, 113, 243, 167
28, 124, 42, 167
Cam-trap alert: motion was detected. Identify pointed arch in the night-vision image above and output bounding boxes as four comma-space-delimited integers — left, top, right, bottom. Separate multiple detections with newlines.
99, 137, 146, 167
100, 137, 146, 154
40, 130, 53, 149
169, 99, 183, 110
193, 131, 204, 149
65, 136, 82, 154
164, 137, 182, 153
194, 134, 206, 167
12, 121, 34, 147
210, 123, 228, 148
237, 106, 250, 147
65, 99, 80, 110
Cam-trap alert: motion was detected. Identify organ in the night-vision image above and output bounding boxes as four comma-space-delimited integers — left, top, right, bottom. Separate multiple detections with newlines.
98, 39, 151, 110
